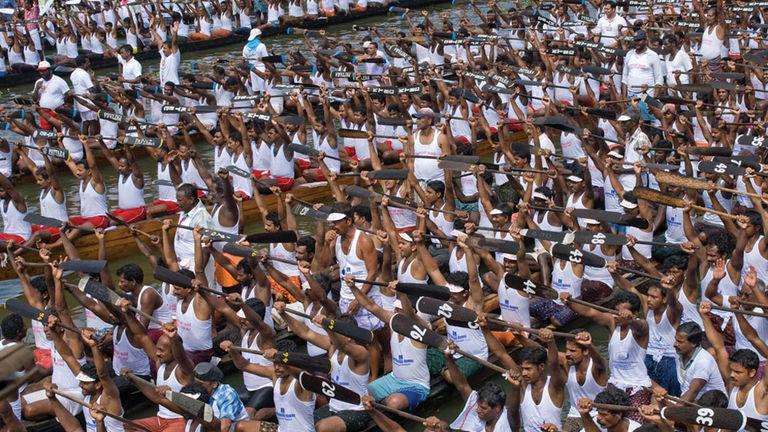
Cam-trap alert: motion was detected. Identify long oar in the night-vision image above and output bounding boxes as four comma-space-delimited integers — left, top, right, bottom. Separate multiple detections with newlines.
352, 278, 450, 301
660, 406, 747, 430
5, 298, 80, 333
106, 213, 159, 243
390, 313, 508, 374
0, 366, 45, 402
282, 308, 374, 344
68, 277, 163, 325
24, 213, 94, 233
527, 206, 649, 229
549, 243, 661, 281
711, 304, 768, 319
345, 185, 459, 217
229, 347, 332, 373
51, 389, 151, 432
288, 143, 344, 162
438, 159, 547, 175
155, 179, 209, 192
170, 224, 243, 243
126, 373, 214, 422
152, 266, 224, 297
654, 170, 761, 199
338, 169, 409, 180
299, 372, 427, 423
17, 144, 70, 161
635, 187, 739, 221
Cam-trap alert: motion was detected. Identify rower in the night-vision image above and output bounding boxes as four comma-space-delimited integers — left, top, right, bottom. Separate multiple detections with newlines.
192, 362, 249, 430
0, 172, 31, 248
576, 387, 641, 432
32, 60, 70, 130
223, 113, 254, 199
174, 261, 214, 365
36, 108, 85, 163
408, 108, 451, 182
117, 264, 169, 342
99, 141, 147, 224
674, 322, 726, 402
8, 256, 53, 369
436, 87, 471, 147
70, 56, 98, 135
175, 140, 210, 195
140, 82, 181, 136
170, 185, 213, 272
300, 89, 342, 182
145, 144, 183, 218
0, 313, 32, 422
117, 44, 142, 90
561, 332, 608, 431
339, 105, 374, 169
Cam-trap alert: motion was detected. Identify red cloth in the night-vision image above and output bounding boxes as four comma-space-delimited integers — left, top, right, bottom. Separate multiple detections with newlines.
110, 206, 147, 224
147, 328, 163, 344
296, 159, 312, 172
343, 146, 358, 160
31, 224, 61, 240
234, 190, 251, 200
149, 199, 180, 215
125, 417, 186, 432
455, 136, 470, 145
34, 348, 52, 369
68, 215, 109, 229
0, 233, 26, 243
196, 189, 206, 198
305, 168, 326, 181
272, 177, 295, 191
251, 169, 269, 179
38, 108, 58, 130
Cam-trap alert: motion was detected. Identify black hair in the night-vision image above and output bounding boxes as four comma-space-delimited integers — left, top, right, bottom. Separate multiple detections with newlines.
119, 44, 133, 54
696, 390, 728, 408
533, 186, 553, 199
745, 209, 763, 227
1, 313, 24, 341
266, 212, 281, 228
80, 362, 99, 381
426, 180, 445, 197
677, 322, 703, 346
660, 254, 688, 272
230, 131, 242, 142
496, 202, 514, 217
244, 298, 266, 319
611, 290, 642, 314
352, 205, 372, 223
116, 263, 144, 285
705, 230, 733, 256
477, 381, 506, 409
594, 385, 630, 413
330, 202, 353, 218
276, 338, 298, 353
30, 276, 49, 295
445, 271, 469, 291
180, 382, 211, 404
518, 347, 547, 365
730, 349, 760, 371
75, 55, 88, 66
177, 183, 198, 200
236, 259, 254, 276
296, 236, 316, 254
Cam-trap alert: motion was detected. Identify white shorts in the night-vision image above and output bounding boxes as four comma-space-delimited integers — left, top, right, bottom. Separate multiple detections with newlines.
339, 290, 383, 331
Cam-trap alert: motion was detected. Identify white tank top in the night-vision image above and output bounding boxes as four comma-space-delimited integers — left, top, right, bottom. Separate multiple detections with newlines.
607, 327, 651, 389
138, 285, 171, 329
533, 212, 560, 251
449, 248, 468, 273
112, 326, 151, 376
665, 206, 686, 244
397, 257, 427, 284
317, 134, 340, 173
117, 173, 145, 209
241, 330, 273, 391
176, 299, 212, 351
341, 119, 370, 161
157, 363, 184, 419
84, 393, 125, 432
646, 310, 677, 360
498, 276, 531, 328
413, 128, 442, 181
231, 152, 253, 197
274, 377, 316, 432
7, 48, 23, 65
213, 146, 232, 174
305, 303, 328, 357
446, 316, 488, 360
212, 204, 240, 253
157, 162, 177, 202
180, 159, 206, 189
552, 260, 582, 300
386, 188, 417, 229
161, 284, 179, 321
391, 333, 430, 389
335, 230, 368, 300
744, 237, 768, 282
52, 344, 85, 391
678, 288, 703, 327
699, 26, 725, 60
734, 313, 768, 361
251, 141, 272, 172
622, 226, 652, 261
329, 350, 368, 412
448, 104, 472, 139
269, 242, 299, 277
583, 244, 614, 286
80, 180, 108, 217
31, 319, 51, 350
0, 146, 11, 177
450, 389, 512, 432
566, 359, 606, 417
1, 199, 31, 239
430, 206, 453, 239
521, 377, 562, 432
728, 385, 768, 431
270, 145, 294, 179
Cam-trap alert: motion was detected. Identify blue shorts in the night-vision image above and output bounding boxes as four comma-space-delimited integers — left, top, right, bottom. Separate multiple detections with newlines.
369, 373, 429, 412
0, 71, 6, 77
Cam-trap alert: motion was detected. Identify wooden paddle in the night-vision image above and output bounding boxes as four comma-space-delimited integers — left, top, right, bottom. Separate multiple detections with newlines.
58, 260, 108, 274
288, 143, 344, 162
282, 308, 374, 344
711, 304, 768, 319
0, 366, 45, 402
17, 144, 70, 161
660, 406, 747, 430
337, 129, 400, 140
24, 213, 94, 233
503, 274, 559, 300
403, 154, 480, 164
299, 372, 428, 423
351, 278, 451, 301
106, 213, 160, 243
152, 266, 224, 297
634, 187, 739, 220
527, 206, 649, 229
338, 169, 409, 180
438, 159, 547, 174
230, 347, 331, 373
654, 170, 761, 199
69, 277, 163, 325
51, 388, 152, 432
171, 224, 243, 243
126, 373, 214, 422
5, 299, 80, 333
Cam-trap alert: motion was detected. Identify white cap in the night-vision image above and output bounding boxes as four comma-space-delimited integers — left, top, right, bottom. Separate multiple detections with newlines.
398, 232, 413, 242
447, 283, 465, 293
502, 253, 517, 261
393, 299, 403, 309
248, 28, 262, 41
180, 392, 201, 400
620, 199, 638, 209
566, 175, 583, 183
37, 60, 51, 71
583, 218, 600, 225
449, 229, 463, 238
326, 212, 347, 222
532, 191, 547, 200
362, 41, 372, 48
607, 150, 623, 159
489, 208, 504, 215
617, 114, 632, 121
236, 309, 246, 318
76, 372, 96, 382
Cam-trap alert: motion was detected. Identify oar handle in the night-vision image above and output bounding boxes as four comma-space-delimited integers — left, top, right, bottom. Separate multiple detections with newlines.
739, 300, 768, 309
454, 347, 507, 374
717, 186, 761, 199
528, 205, 566, 213
373, 402, 427, 422
712, 304, 768, 319
592, 403, 637, 412
568, 298, 620, 316
690, 204, 740, 220
489, 317, 576, 338
476, 227, 508, 233
283, 308, 312, 320
132, 305, 163, 325
268, 255, 299, 266
615, 265, 662, 282
108, 214, 160, 243
352, 278, 388, 287
52, 389, 153, 432
663, 394, 700, 407
229, 346, 264, 356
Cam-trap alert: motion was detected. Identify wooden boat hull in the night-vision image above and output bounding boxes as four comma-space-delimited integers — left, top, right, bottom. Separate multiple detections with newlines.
0, 0, 452, 88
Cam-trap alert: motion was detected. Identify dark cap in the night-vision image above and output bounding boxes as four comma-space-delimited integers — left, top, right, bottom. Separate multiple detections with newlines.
193, 362, 224, 382
633, 30, 647, 41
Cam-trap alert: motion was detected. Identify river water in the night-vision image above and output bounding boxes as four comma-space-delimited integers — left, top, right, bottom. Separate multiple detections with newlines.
0, 2, 611, 428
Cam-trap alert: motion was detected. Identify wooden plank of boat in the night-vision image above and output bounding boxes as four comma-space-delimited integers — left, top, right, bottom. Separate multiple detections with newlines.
0, 135, 517, 282
0, 0, 452, 88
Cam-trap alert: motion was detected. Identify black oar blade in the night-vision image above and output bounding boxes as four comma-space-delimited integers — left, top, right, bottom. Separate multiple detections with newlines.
687, 147, 732, 157
344, 185, 374, 201
367, 169, 408, 180
395, 282, 451, 301
322, 317, 374, 345
572, 232, 627, 246
389, 313, 446, 349
23, 213, 65, 228
245, 231, 297, 244
550, 243, 607, 268
5, 298, 48, 322
59, 260, 107, 274
503, 274, 558, 300
415, 297, 478, 323
276, 351, 331, 374
474, 237, 519, 254
660, 407, 745, 430
153, 266, 194, 289
222, 243, 257, 258
123, 136, 162, 148
299, 372, 362, 405
292, 204, 331, 221
288, 143, 320, 158
81, 278, 122, 305
166, 391, 214, 423
225, 165, 251, 179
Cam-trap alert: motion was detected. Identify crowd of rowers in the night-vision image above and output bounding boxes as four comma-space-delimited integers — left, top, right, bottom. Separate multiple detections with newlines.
1, 0, 768, 431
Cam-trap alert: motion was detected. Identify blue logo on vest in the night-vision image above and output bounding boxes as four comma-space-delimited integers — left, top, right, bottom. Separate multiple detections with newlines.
393, 354, 413, 366
500, 298, 518, 312
277, 407, 296, 421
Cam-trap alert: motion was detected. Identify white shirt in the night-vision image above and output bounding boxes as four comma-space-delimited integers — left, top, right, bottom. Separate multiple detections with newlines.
679, 348, 726, 400
664, 50, 693, 86
121, 57, 142, 88
622, 48, 663, 94
70, 68, 94, 112
37, 75, 70, 110
159, 50, 180, 85
595, 14, 627, 46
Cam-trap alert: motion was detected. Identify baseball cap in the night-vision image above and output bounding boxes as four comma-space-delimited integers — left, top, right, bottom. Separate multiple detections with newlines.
447, 283, 465, 293
633, 30, 647, 41
583, 218, 600, 225
248, 28, 262, 41
326, 212, 347, 222
412, 108, 436, 119
193, 362, 224, 382
38, 60, 51, 71
398, 232, 413, 242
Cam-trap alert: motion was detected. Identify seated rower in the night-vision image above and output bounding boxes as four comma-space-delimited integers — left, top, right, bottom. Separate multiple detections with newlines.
0, 172, 32, 249
99, 140, 147, 224
145, 140, 183, 218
